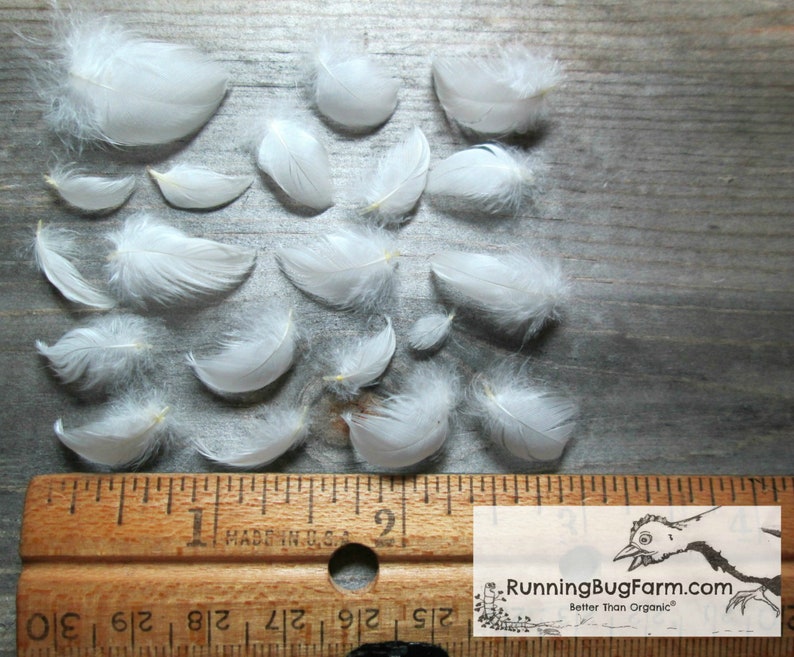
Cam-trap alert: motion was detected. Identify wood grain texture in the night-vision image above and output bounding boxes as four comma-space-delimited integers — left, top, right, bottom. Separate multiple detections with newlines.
1, 1, 793, 654
16, 473, 794, 655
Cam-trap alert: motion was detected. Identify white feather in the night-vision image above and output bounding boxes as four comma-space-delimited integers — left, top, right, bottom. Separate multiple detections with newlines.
187, 306, 297, 395
277, 227, 398, 312
36, 314, 159, 391
54, 396, 172, 467
343, 363, 459, 469
432, 45, 562, 136
106, 212, 256, 307
471, 364, 576, 461
313, 34, 399, 130
33, 221, 116, 310
256, 117, 333, 210
40, 13, 228, 146
45, 165, 135, 213
407, 310, 455, 352
323, 318, 396, 398
148, 164, 253, 209
425, 143, 539, 214
357, 127, 429, 225
195, 406, 309, 468
430, 250, 567, 341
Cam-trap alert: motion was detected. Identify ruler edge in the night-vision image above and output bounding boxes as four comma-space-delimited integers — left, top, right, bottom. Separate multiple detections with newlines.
16, 473, 794, 654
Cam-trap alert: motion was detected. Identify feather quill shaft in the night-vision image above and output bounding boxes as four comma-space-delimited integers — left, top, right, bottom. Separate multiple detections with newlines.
36, 314, 158, 391
343, 363, 459, 469
196, 406, 309, 468
54, 396, 172, 467
40, 13, 228, 146
431, 250, 567, 341
148, 164, 253, 209
187, 306, 297, 395
471, 364, 576, 461
358, 127, 429, 225
323, 318, 396, 398
106, 212, 256, 307
256, 117, 333, 210
426, 143, 538, 214
313, 34, 399, 130
45, 165, 135, 213
277, 227, 398, 311
432, 45, 561, 136
34, 221, 116, 309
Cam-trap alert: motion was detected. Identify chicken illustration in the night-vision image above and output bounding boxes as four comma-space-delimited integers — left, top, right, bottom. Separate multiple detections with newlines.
613, 507, 781, 616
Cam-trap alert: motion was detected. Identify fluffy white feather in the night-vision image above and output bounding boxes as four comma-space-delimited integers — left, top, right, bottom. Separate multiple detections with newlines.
45, 165, 135, 213
255, 116, 333, 210
196, 406, 309, 468
313, 34, 399, 130
106, 212, 256, 307
54, 396, 172, 467
471, 364, 576, 461
277, 227, 398, 312
148, 164, 253, 209
343, 363, 459, 469
36, 314, 158, 391
39, 12, 228, 146
407, 310, 455, 352
431, 250, 567, 341
323, 318, 396, 398
426, 143, 539, 214
432, 45, 562, 136
357, 127, 429, 225
187, 306, 297, 395
34, 221, 116, 310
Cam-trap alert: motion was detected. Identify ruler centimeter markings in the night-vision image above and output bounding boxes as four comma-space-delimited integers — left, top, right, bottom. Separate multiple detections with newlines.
17, 473, 794, 657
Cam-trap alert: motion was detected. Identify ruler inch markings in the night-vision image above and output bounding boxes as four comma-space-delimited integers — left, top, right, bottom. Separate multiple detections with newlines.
16, 473, 794, 656
117, 476, 126, 526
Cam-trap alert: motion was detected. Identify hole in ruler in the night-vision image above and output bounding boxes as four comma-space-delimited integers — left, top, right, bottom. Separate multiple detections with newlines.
328, 542, 379, 591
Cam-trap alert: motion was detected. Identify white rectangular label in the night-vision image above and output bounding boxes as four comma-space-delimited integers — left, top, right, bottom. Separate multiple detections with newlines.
473, 505, 781, 637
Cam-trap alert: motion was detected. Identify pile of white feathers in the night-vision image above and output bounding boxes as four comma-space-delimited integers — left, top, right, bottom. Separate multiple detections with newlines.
30, 10, 579, 471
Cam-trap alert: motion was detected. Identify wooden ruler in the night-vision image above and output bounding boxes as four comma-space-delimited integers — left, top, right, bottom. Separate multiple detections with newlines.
17, 473, 794, 656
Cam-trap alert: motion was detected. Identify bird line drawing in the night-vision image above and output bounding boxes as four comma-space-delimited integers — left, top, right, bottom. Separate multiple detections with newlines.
614, 506, 781, 617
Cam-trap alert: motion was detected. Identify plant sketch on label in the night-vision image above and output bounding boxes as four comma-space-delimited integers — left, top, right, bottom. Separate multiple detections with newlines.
474, 583, 561, 636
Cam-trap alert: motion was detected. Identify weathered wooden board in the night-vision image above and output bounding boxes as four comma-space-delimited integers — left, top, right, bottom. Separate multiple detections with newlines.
1, 1, 792, 654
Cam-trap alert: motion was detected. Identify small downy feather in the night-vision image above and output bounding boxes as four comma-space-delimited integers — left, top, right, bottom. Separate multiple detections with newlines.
432, 45, 562, 136
255, 116, 333, 210
407, 310, 455, 353
357, 127, 430, 225
106, 212, 256, 307
471, 363, 576, 461
34, 221, 116, 310
45, 165, 135, 213
425, 143, 539, 214
196, 406, 309, 468
36, 314, 159, 391
431, 250, 567, 341
54, 395, 172, 467
187, 306, 297, 395
323, 318, 396, 398
313, 34, 399, 130
39, 12, 228, 146
277, 227, 398, 312
148, 164, 253, 209
343, 363, 459, 469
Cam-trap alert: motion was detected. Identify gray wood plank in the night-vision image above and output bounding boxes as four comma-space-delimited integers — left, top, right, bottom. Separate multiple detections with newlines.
1, 1, 792, 654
